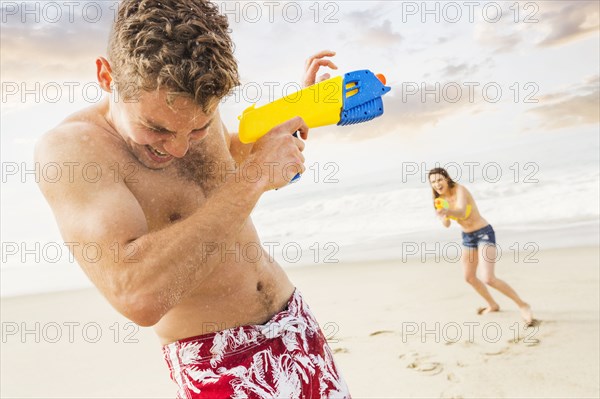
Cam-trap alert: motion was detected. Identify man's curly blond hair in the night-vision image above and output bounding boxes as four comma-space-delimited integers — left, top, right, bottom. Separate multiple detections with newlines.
108, 0, 240, 112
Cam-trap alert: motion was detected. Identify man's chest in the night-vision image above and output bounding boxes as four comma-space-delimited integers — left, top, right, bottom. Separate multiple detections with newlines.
122, 147, 237, 230
118, 136, 235, 230
126, 170, 206, 229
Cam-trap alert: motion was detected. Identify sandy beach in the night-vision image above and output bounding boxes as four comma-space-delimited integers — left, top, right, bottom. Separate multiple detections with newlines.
1, 246, 598, 398
2, 0, 599, 398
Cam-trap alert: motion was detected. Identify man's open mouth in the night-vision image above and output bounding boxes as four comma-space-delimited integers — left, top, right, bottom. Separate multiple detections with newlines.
145, 145, 173, 162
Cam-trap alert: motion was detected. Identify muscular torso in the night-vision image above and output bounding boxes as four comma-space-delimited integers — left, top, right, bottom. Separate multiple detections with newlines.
63, 100, 294, 345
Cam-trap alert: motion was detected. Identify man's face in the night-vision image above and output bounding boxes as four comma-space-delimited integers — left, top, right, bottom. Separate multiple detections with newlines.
429, 174, 448, 194
110, 89, 217, 169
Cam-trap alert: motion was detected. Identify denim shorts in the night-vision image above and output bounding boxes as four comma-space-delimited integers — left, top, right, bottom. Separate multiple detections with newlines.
462, 224, 496, 248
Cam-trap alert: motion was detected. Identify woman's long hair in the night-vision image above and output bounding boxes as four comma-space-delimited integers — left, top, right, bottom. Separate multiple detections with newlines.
428, 167, 457, 208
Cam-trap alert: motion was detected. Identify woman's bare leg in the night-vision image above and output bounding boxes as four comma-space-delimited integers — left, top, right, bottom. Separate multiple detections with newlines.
462, 247, 499, 313
479, 244, 534, 325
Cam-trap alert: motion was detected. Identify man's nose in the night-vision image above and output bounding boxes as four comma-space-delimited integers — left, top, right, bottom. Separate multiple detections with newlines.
163, 134, 190, 158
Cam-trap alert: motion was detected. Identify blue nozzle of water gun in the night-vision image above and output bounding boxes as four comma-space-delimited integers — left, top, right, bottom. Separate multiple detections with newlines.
338, 70, 391, 126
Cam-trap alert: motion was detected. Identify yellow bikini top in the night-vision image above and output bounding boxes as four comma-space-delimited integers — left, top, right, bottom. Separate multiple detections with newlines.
434, 198, 472, 221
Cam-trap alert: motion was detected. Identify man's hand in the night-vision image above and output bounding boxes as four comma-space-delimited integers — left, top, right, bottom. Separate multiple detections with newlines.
228, 51, 336, 162
243, 117, 309, 191
302, 50, 338, 88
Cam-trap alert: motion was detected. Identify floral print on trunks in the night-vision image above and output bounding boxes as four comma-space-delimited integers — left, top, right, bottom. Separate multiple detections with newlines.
163, 289, 351, 399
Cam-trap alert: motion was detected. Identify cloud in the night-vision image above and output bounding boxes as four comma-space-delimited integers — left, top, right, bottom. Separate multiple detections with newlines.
474, 23, 523, 54
318, 80, 483, 140
355, 19, 403, 47
421, 57, 494, 81
437, 58, 493, 80
537, 1, 599, 47
528, 75, 600, 130
0, 1, 113, 83
440, 63, 476, 78
474, 1, 599, 54
342, 5, 403, 48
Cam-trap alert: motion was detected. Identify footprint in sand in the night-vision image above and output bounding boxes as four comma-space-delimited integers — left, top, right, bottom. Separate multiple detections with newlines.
326, 336, 344, 343
402, 352, 444, 376
418, 362, 444, 375
398, 350, 417, 361
369, 330, 395, 337
407, 361, 444, 375
332, 347, 349, 354
507, 323, 542, 346
507, 335, 522, 344
527, 319, 541, 328
507, 336, 541, 346
484, 346, 510, 356
446, 372, 460, 382
441, 392, 464, 399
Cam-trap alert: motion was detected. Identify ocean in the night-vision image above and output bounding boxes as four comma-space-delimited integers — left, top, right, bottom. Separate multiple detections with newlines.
1, 129, 598, 297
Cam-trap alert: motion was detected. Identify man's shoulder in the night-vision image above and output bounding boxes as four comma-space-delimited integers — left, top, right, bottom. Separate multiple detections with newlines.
35, 111, 123, 166
34, 108, 132, 197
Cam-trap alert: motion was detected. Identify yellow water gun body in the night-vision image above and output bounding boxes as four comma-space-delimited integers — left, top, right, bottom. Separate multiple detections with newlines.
238, 70, 391, 144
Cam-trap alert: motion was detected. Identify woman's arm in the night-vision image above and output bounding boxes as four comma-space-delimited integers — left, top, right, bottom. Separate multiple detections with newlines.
441, 216, 451, 228
436, 209, 451, 228
445, 186, 469, 219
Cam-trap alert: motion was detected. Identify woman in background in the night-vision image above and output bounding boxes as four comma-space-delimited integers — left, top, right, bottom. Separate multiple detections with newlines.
428, 167, 534, 326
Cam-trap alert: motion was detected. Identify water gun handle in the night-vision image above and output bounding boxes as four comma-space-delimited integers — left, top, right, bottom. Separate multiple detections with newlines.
275, 131, 300, 189
290, 132, 301, 183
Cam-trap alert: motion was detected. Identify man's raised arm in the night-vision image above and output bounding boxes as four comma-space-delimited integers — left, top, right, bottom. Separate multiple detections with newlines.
35, 117, 306, 327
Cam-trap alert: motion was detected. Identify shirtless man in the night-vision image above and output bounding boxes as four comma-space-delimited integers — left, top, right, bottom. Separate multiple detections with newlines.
428, 167, 534, 326
35, 0, 349, 397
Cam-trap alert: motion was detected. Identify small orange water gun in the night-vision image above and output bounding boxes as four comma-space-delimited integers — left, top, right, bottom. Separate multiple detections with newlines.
434, 198, 449, 210
435, 198, 472, 220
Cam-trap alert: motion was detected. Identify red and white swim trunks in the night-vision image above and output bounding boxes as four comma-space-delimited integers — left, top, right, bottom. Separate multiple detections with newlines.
162, 289, 351, 398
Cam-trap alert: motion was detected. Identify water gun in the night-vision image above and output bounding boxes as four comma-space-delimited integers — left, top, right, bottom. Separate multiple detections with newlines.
434, 198, 449, 210
238, 70, 391, 182
435, 198, 472, 220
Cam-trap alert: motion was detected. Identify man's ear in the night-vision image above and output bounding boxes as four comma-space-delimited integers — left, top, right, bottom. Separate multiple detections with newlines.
96, 57, 113, 93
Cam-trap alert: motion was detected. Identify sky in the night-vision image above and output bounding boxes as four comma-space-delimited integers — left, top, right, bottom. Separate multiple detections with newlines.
1, 1, 599, 294
2, 1, 598, 136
